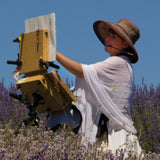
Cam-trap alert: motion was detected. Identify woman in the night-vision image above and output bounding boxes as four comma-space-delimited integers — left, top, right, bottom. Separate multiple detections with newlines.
52, 19, 142, 156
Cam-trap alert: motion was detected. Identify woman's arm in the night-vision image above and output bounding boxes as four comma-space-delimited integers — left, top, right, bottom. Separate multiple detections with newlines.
56, 51, 84, 78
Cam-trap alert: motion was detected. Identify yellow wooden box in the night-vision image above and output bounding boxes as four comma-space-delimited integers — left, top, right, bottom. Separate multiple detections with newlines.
19, 30, 49, 74
16, 70, 77, 113
16, 29, 77, 113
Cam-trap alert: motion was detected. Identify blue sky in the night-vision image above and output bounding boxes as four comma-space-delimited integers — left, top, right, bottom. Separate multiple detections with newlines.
1, 0, 160, 88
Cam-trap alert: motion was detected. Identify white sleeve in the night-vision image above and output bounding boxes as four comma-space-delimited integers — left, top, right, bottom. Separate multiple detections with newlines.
81, 56, 136, 134
91, 56, 131, 83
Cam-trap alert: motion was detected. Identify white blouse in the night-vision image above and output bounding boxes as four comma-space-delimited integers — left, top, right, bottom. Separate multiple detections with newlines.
74, 56, 136, 144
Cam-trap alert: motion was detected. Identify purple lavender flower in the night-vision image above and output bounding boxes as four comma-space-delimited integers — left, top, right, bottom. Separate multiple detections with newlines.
15, 153, 21, 159
0, 150, 5, 159
61, 152, 68, 160
41, 145, 49, 153
0, 78, 160, 158
76, 153, 81, 160
132, 80, 160, 153
109, 154, 114, 160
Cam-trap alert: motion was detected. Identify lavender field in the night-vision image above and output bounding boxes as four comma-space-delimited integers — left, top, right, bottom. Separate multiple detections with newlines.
0, 79, 160, 159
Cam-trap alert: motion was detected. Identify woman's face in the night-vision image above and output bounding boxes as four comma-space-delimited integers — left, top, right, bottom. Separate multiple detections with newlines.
104, 31, 128, 56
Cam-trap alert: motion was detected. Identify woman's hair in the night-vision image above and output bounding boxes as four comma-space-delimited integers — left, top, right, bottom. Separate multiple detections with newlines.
116, 46, 136, 63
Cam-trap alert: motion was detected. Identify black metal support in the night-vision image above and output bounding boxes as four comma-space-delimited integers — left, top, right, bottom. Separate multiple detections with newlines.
7, 53, 22, 67
13, 37, 20, 43
7, 60, 22, 66
10, 90, 44, 134
39, 58, 60, 70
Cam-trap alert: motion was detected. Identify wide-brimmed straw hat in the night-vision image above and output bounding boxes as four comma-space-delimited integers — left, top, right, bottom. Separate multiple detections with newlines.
93, 19, 140, 63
